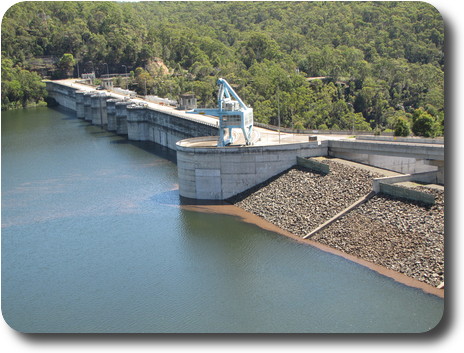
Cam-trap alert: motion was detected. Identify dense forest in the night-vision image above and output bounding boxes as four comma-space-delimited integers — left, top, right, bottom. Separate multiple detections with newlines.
1, 1, 444, 136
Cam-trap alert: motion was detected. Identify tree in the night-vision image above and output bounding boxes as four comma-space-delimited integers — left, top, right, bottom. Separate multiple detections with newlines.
1, 59, 46, 109
133, 67, 153, 95
394, 117, 411, 137
191, 80, 215, 107
1, 0, 444, 124
240, 32, 281, 68
411, 109, 437, 137
56, 53, 76, 78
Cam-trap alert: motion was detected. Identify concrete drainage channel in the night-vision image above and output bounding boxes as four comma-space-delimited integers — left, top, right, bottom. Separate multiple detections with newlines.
302, 191, 376, 239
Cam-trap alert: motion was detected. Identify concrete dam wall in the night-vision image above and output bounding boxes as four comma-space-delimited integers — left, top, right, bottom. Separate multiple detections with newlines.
46, 80, 443, 200
176, 137, 327, 200
45, 81, 329, 199
46, 81, 219, 151
126, 104, 219, 150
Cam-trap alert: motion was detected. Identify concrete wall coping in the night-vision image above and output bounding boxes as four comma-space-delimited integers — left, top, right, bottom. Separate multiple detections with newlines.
91, 92, 108, 97
357, 135, 444, 145
176, 138, 324, 154
328, 139, 444, 160
329, 139, 444, 149
127, 104, 148, 110
372, 171, 438, 193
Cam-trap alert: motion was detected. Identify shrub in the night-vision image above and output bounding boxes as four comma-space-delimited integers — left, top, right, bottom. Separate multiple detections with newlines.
331, 123, 340, 131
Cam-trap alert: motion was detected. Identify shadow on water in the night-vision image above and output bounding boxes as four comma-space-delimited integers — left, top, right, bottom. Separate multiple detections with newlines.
52, 103, 178, 164
50, 105, 76, 117
179, 195, 229, 206
111, 139, 177, 164
150, 190, 229, 208
149, 190, 229, 210
88, 130, 111, 135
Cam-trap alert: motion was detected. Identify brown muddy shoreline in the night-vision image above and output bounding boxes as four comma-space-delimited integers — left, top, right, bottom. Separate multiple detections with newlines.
180, 202, 444, 298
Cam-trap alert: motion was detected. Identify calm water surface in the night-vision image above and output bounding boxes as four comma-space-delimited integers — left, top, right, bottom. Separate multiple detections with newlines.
1, 107, 443, 333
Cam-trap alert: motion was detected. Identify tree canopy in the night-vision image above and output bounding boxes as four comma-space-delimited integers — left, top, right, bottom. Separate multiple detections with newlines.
1, 1, 444, 136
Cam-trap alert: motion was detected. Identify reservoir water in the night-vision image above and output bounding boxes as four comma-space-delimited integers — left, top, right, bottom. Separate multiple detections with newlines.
1, 107, 443, 333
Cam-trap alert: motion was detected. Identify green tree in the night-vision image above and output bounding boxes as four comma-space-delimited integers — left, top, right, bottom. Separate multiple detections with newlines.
1, 0, 444, 126
1, 59, 46, 109
240, 32, 281, 68
411, 109, 437, 137
394, 117, 411, 137
56, 53, 76, 78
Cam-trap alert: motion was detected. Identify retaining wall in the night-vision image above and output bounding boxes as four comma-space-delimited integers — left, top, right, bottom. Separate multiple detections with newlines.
378, 183, 436, 205
372, 172, 439, 193
296, 156, 330, 175
328, 139, 444, 184
357, 135, 444, 145
330, 150, 438, 175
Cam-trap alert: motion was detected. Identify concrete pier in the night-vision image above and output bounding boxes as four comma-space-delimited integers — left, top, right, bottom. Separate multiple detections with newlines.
75, 91, 85, 119
106, 98, 121, 131
115, 101, 130, 135
127, 104, 149, 141
90, 93, 111, 126
83, 92, 94, 122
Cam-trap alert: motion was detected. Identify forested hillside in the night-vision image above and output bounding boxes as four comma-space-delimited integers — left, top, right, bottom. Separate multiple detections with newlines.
1, 1, 444, 136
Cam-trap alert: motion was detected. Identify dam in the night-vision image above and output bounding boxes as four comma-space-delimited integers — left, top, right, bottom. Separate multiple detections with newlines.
46, 79, 444, 200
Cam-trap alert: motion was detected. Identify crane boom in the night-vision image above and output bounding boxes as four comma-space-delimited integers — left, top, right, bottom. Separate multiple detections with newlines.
187, 78, 254, 146
217, 78, 248, 111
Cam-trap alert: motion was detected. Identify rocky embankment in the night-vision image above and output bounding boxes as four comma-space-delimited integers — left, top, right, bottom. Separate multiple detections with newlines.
231, 159, 385, 234
313, 187, 444, 287
231, 158, 444, 287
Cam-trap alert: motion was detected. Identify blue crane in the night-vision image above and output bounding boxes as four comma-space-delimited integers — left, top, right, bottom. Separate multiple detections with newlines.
188, 78, 253, 146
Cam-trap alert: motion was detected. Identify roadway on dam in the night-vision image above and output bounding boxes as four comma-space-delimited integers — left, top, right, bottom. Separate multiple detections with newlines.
54, 79, 351, 146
